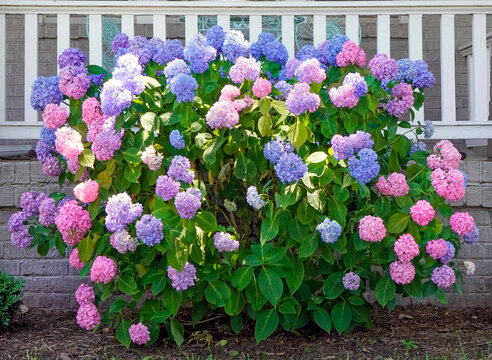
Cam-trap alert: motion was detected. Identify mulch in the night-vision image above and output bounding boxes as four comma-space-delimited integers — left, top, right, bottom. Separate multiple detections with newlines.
0, 305, 491, 360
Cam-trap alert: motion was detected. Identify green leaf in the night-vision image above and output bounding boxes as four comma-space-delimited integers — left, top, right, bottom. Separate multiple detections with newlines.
288, 218, 308, 242
307, 190, 324, 212
328, 199, 347, 227
141, 112, 157, 132
258, 268, 283, 306
169, 318, 184, 346
78, 149, 95, 169
117, 275, 138, 295
387, 213, 410, 234
323, 272, 345, 299
108, 298, 127, 314
231, 267, 254, 291
288, 121, 309, 150
151, 310, 171, 324
162, 286, 182, 315
331, 301, 352, 334
122, 148, 141, 163
297, 199, 314, 225
87, 64, 107, 75
286, 257, 304, 294
77, 236, 96, 263
255, 309, 279, 343
116, 320, 131, 348
277, 184, 301, 209
423, 281, 438, 298
203, 133, 225, 165
205, 281, 231, 307
195, 211, 218, 232
234, 154, 257, 181
123, 164, 142, 183
321, 117, 338, 137
389, 150, 400, 173
260, 216, 279, 245
298, 233, 318, 258
306, 151, 327, 164
404, 279, 423, 298
313, 308, 332, 333
264, 247, 286, 263
258, 115, 273, 137
375, 275, 396, 307
231, 315, 243, 334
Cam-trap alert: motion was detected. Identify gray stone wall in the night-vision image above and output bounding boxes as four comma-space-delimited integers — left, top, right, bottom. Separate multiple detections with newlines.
0, 158, 491, 309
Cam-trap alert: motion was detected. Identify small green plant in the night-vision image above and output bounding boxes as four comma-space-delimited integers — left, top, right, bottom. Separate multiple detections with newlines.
367, 338, 377, 345
401, 339, 419, 350
0, 269, 24, 327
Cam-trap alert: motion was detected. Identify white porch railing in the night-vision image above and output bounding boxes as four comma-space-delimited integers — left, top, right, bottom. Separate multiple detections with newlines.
0, 1, 491, 140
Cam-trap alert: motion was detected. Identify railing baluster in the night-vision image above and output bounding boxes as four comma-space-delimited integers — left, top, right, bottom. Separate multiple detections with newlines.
440, 14, 456, 123
472, 13, 489, 122
121, 14, 134, 38
24, 13, 38, 123
0, 14, 5, 122
217, 15, 230, 32
57, 14, 70, 74
153, 14, 166, 40
88, 15, 102, 66
345, 15, 359, 43
249, 15, 262, 43
281, 15, 295, 59
377, 14, 391, 55
185, 15, 198, 45
408, 14, 424, 123
313, 15, 326, 47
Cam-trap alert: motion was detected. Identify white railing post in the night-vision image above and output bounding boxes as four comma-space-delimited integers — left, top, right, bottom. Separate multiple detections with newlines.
313, 15, 326, 47
249, 15, 262, 43
281, 15, 295, 59
121, 14, 134, 38
24, 13, 38, 123
185, 15, 198, 45
0, 14, 5, 122
345, 15, 359, 43
217, 15, 230, 32
153, 14, 166, 40
440, 14, 456, 123
472, 13, 489, 122
57, 14, 70, 74
88, 15, 102, 66
408, 14, 424, 123
377, 14, 391, 56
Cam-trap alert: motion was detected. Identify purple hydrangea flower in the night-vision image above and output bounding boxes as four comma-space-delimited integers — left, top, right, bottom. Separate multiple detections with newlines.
213, 232, 239, 252
440, 241, 455, 264
8, 211, 28, 232
349, 131, 374, 153
274, 80, 293, 100
409, 141, 427, 155
39, 198, 56, 227
343, 73, 368, 98
11, 227, 32, 249
251, 32, 275, 59
184, 33, 217, 73
100, 79, 134, 117
111, 230, 138, 254
348, 149, 380, 184
317, 34, 349, 66
20, 191, 47, 217
264, 41, 289, 65
368, 53, 398, 81
40, 126, 56, 145
174, 188, 202, 219
463, 225, 479, 244
285, 83, 320, 115
113, 53, 145, 95
153, 39, 184, 65
424, 119, 434, 139
317, 218, 342, 243
111, 33, 130, 54
30, 76, 63, 111
135, 214, 163, 246
58, 65, 91, 99
155, 175, 180, 201
331, 135, 354, 160
342, 272, 361, 291
246, 186, 265, 210
127, 36, 155, 65
431, 265, 456, 288
168, 73, 198, 103
170, 130, 185, 150
167, 262, 197, 291
35, 140, 55, 163
412, 60, 435, 89
168, 156, 194, 184
105, 192, 143, 232
296, 45, 319, 61
91, 120, 124, 161
395, 59, 418, 83
89, 74, 106, 86
263, 138, 294, 164
294, 58, 326, 84
206, 25, 225, 51
42, 155, 62, 176
222, 31, 250, 63
58, 48, 86, 69
274, 153, 307, 184
164, 59, 191, 79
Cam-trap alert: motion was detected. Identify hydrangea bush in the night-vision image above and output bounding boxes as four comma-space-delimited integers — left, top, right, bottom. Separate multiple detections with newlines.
10, 29, 478, 346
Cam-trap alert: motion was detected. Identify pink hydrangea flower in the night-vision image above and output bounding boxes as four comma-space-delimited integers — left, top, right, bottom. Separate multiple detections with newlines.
55, 200, 92, 246
449, 212, 475, 236
376, 173, 409, 197
427, 140, 461, 171
232, 95, 254, 112
129, 323, 151, 345
336, 41, 366, 67
67, 157, 80, 175
74, 180, 99, 203
76, 303, 101, 330
430, 168, 465, 202
206, 101, 240, 129
75, 284, 95, 305
55, 127, 84, 160
229, 57, 260, 84
329, 84, 359, 109
90, 256, 117, 284
394, 233, 419, 262
69, 248, 86, 270
252, 78, 272, 98
219, 85, 241, 102
426, 239, 448, 259
390, 261, 415, 285
410, 200, 435, 226
82, 97, 103, 126
141, 145, 163, 171
294, 58, 326, 84
359, 215, 386, 242
42, 103, 69, 129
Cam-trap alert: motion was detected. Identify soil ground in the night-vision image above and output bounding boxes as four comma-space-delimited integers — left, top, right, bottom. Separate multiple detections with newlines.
0, 305, 491, 360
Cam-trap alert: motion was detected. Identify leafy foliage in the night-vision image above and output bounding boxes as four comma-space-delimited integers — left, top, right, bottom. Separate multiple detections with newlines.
0, 270, 24, 327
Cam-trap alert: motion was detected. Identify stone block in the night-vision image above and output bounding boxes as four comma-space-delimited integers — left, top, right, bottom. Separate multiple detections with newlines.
0, 260, 20, 275
465, 185, 482, 207
14, 161, 30, 184
20, 259, 68, 276
465, 161, 482, 183
0, 185, 15, 207
0, 162, 14, 183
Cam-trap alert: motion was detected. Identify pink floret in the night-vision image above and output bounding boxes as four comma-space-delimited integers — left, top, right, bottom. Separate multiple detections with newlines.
394, 233, 419, 262
76, 303, 101, 330
449, 212, 475, 236
252, 78, 272, 98
74, 180, 99, 203
129, 323, 151, 345
90, 256, 117, 284
410, 200, 435, 226
42, 103, 69, 129
376, 173, 409, 197
55, 200, 92, 246
69, 248, 86, 270
359, 215, 386, 242
390, 261, 415, 285
336, 41, 366, 67
426, 239, 448, 260
75, 283, 95, 305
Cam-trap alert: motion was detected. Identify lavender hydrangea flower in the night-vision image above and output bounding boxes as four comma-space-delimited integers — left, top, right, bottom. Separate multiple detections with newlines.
105, 192, 143, 232
349, 131, 374, 153
135, 214, 163, 246
100, 79, 134, 117
169, 130, 185, 150
42, 155, 62, 176
168, 73, 198, 103
431, 265, 456, 288
152, 39, 184, 65
263, 138, 294, 164
368, 53, 398, 81
184, 33, 217, 73
111, 230, 138, 254
89, 74, 106, 86
413, 60, 435, 88
155, 175, 180, 201
36, 140, 55, 163
58, 65, 91, 99
342, 272, 361, 291
274, 153, 307, 184
20, 191, 46, 217
222, 31, 250, 63
343, 73, 368, 98
11, 227, 32, 249
317, 218, 342, 243
113, 53, 145, 95
440, 241, 455, 264
164, 59, 191, 79
58, 48, 86, 69
168, 156, 194, 184
409, 141, 427, 155
274, 81, 293, 100
206, 25, 225, 51
251, 33, 276, 58
246, 186, 265, 210
8, 211, 27, 232
174, 188, 202, 219
317, 34, 349, 66
395, 59, 418, 83
424, 119, 434, 139
127, 36, 155, 65
213, 232, 239, 252
30, 76, 63, 111
111, 33, 130, 54
285, 83, 320, 115
463, 225, 479, 244
167, 262, 197, 291
264, 41, 289, 65
331, 135, 354, 160
39, 198, 56, 227
91, 121, 124, 161
296, 45, 319, 61
459, 170, 468, 188
348, 149, 380, 184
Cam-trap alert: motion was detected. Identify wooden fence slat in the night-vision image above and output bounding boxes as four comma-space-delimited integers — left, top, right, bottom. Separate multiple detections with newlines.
24, 13, 38, 123
409, 14, 424, 122
57, 14, 70, 74
472, 13, 489, 122
345, 14, 359, 43
121, 14, 134, 38
281, 15, 295, 59
88, 15, 102, 65
313, 15, 326, 46
0, 14, 5, 122
153, 14, 166, 40
217, 15, 230, 32
185, 14, 198, 44
377, 14, 390, 55
249, 15, 262, 42
440, 14, 456, 123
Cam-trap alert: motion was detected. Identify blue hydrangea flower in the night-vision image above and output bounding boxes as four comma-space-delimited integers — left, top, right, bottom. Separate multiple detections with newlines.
30, 76, 63, 111
250, 32, 276, 59
413, 60, 435, 89
57, 48, 86, 69
409, 141, 427, 155
40, 126, 56, 145
170, 130, 185, 150
348, 149, 380, 184
89, 73, 106, 86
264, 42, 289, 65
168, 73, 198, 103
424, 119, 435, 138
263, 138, 294, 164
296, 45, 319, 61
317, 218, 342, 243
184, 33, 217, 73
395, 58, 418, 83
274, 153, 307, 184
440, 241, 455, 264
206, 25, 225, 51
317, 34, 349, 66
112, 33, 130, 54
136, 214, 163, 246
164, 59, 191, 79
222, 30, 250, 63
459, 169, 468, 188
127, 36, 155, 65
105, 192, 143, 232
463, 225, 479, 244
246, 186, 265, 210
152, 39, 184, 65
100, 79, 134, 117
343, 73, 368, 98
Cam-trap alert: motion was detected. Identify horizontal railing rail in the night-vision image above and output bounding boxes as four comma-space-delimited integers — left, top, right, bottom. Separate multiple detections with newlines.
1, 0, 492, 139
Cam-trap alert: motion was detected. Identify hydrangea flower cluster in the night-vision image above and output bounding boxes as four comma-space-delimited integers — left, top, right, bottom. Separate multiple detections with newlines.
342, 72, 368, 97
394, 234, 419, 262
129, 323, 151, 345
294, 58, 326, 84
164, 59, 197, 103
395, 59, 435, 89
110, 230, 139, 254
285, 83, 320, 115
274, 153, 308, 184
206, 25, 225, 51
105, 193, 143, 232
206, 100, 240, 129
170, 130, 185, 150
222, 30, 250, 63
329, 83, 359, 109
174, 188, 202, 219
136, 215, 163, 246
167, 262, 197, 291
250, 32, 288, 65
427, 140, 461, 171
141, 145, 163, 171
246, 186, 265, 210
410, 141, 427, 155
58, 64, 90, 100
74, 180, 99, 204
30, 76, 63, 111
449, 212, 475, 236
424, 119, 435, 139
390, 260, 415, 285
376, 173, 409, 197
348, 149, 380, 184
214, 232, 240, 252
274, 80, 293, 100
359, 215, 386, 242
167, 156, 194, 184
431, 265, 456, 288
342, 272, 361, 291
156, 175, 181, 201
152, 39, 184, 65
75, 283, 95, 305
90, 256, 117, 284
184, 33, 217, 73
252, 78, 272, 98
463, 225, 480, 245
430, 168, 465, 202
463, 261, 476, 275
55, 126, 84, 160
263, 138, 294, 164
296, 45, 319, 61
426, 239, 448, 260
331, 131, 374, 161
39, 197, 56, 227
410, 200, 435, 226
55, 200, 91, 246
386, 83, 414, 117
76, 303, 101, 331
69, 248, 85, 270
316, 218, 342, 244
440, 241, 455, 264
91, 118, 124, 161
316, 34, 349, 66
368, 53, 398, 81
229, 57, 261, 84
42, 103, 69, 130
336, 41, 366, 67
